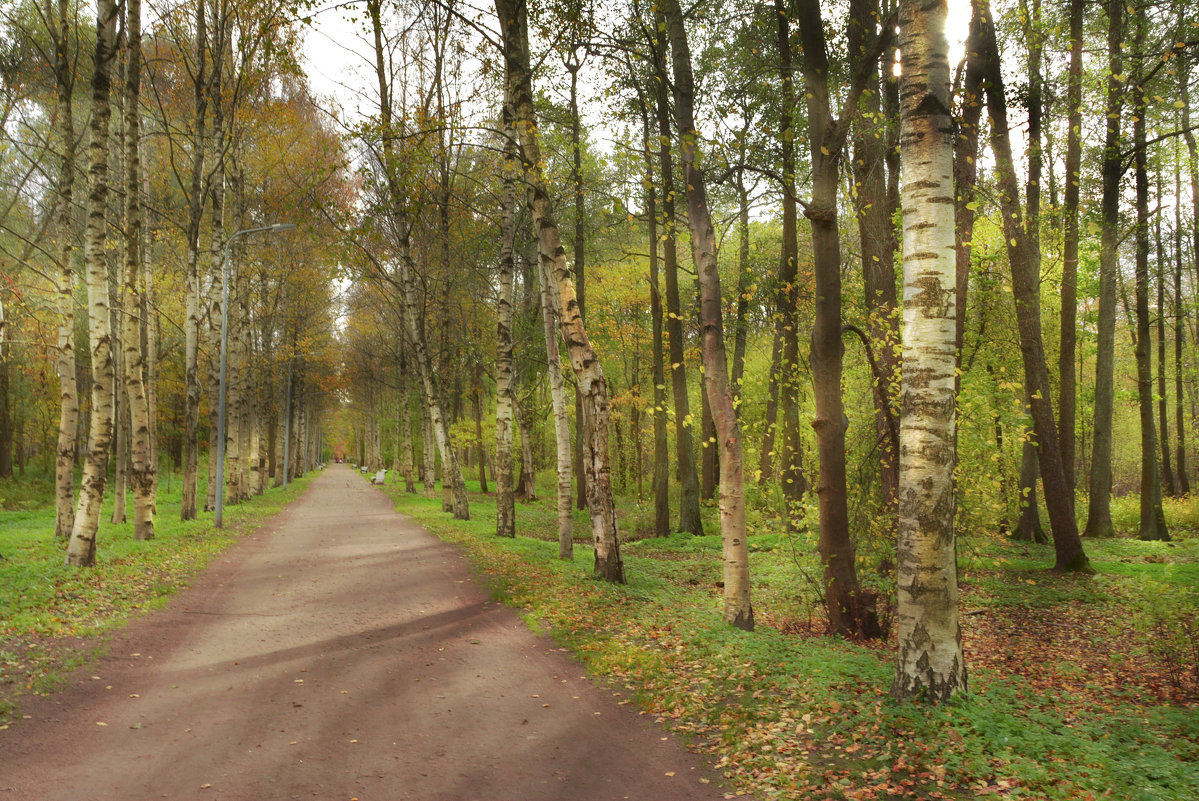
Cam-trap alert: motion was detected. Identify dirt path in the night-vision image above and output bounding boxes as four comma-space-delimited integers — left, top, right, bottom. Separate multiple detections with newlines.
0, 465, 733, 801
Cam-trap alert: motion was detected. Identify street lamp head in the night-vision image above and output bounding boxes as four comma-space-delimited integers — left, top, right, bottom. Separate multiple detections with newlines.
271, 223, 297, 232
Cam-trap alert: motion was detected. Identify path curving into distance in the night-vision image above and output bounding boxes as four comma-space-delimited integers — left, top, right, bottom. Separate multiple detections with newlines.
0, 464, 737, 801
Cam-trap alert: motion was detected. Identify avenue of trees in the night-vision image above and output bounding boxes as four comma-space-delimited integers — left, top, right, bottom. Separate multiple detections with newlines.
3, 0, 1198, 702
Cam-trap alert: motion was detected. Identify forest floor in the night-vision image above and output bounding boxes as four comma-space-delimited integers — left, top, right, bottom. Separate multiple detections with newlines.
0, 464, 732, 801
2, 464, 1196, 800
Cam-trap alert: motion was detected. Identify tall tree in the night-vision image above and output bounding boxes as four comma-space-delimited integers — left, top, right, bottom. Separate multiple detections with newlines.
773, 0, 809, 518
66, 0, 120, 567
49, 0, 78, 541
648, 16, 702, 536
180, 0, 209, 521
892, 0, 966, 702
122, 0, 154, 540
1084, 0, 1125, 539
639, 85, 670, 538
793, 0, 889, 636
495, 0, 623, 582
1060, 0, 1084, 494
495, 110, 517, 539
366, 0, 469, 521
1130, 12, 1169, 540
850, 0, 900, 518
977, 0, 1089, 571
660, 0, 752, 629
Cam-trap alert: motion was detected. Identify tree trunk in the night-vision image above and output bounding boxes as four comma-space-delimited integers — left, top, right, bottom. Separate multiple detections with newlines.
495, 119, 517, 537
649, 24, 703, 535
66, 0, 120, 567
977, 0, 1090, 571
1085, 0, 1124, 539
568, 58, 588, 514
539, 256, 574, 558
661, 0, 751, 628
399, 363, 416, 492
730, 172, 752, 400
1060, 0, 1084, 494
794, 0, 885, 636
644, 107, 671, 537
110, 258, 126, 525
367, 0, 468, 520
1156, 176, 1176, 497
496, 0, 623, 582
1183, 44, 1199, 496
51, 0, 79, 540
421, 393, 436, 498
1013, 415, 1047, 543
774, 0, 809, 520
892, 0, 967, 702
1174, 128, 1191, 495
1131, 37, 1170, 541
512, 392, 538, 501
850, 0, 900, 519
123, 0, 154, 540
181, 0, 208, 521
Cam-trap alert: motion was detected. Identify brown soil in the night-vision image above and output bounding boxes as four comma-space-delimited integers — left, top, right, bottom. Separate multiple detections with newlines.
0, 465, 734, 801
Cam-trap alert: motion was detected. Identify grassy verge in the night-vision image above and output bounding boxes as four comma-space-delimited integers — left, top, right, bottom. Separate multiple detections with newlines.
379, 475, 1198, 801
0, 468, 315, 727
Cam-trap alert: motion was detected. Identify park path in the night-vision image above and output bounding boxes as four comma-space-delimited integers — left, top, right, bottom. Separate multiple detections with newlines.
0, 464, 733, 801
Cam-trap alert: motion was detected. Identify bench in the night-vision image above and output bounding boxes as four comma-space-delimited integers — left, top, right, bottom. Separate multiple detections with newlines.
370, 469, 386, 485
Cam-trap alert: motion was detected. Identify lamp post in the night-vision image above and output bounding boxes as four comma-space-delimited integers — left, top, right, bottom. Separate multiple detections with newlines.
215, 223, 296, 528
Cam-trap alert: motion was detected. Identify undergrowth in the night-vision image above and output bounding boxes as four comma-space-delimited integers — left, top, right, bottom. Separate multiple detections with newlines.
382, 477, 1199, 801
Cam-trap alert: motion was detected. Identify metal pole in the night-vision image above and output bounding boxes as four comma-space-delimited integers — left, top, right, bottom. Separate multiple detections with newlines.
215, 223, 295, 528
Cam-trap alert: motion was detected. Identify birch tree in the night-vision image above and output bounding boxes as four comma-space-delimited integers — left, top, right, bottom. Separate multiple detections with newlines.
48, 0, 78, 541
495, 0, 623, 582
660, 0, 751, 628
122, 0, 154, 540
66, 0, 120, 567
892, 0, 966, 701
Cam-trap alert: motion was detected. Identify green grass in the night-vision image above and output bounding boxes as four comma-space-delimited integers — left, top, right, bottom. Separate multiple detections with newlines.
379, 475, 1199, 801
0, 465, 314, 726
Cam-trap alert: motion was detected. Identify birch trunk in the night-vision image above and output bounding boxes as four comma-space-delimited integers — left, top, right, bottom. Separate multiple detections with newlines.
401, 368, 416, 492
540, 256, 574, 558
421, 398, 436, 498
495, 0, 623, 582
181, 0, 208, 521
51, 0, 78, 541
661, 0, 751, 627
495, 119, 517, 538
892, 0, 967, 701
66, 0, 120, 567
122, 0, 154, 540
367, 0, 468, 519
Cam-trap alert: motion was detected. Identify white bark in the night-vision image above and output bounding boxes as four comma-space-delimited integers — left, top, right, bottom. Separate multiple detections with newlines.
892, 0, 966, 701
66, 0, 120, 566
